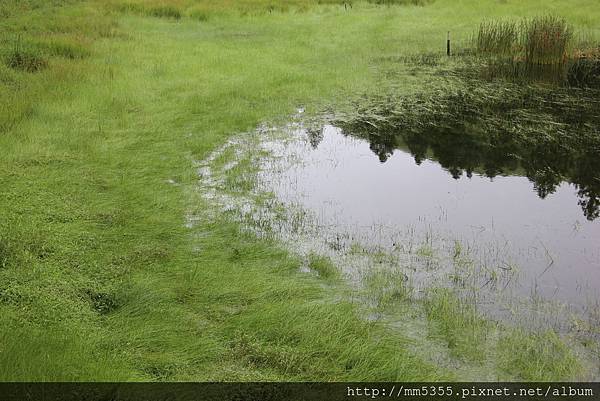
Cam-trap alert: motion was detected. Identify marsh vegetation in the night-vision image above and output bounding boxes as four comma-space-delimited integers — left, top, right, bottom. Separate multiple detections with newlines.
1, 0, 599, 382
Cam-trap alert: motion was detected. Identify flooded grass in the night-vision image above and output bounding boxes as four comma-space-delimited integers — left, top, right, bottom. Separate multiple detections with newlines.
326, 57, 599, 355
497, 329, 580, 381
424, 289, 489, 363
307, 253, 339, 279
196, 113, 599, 379
362, 267, 412, 311
188, 6, 599, 380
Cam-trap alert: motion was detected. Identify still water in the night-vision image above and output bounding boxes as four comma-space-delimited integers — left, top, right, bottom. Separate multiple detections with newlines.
258, 124, 600, 310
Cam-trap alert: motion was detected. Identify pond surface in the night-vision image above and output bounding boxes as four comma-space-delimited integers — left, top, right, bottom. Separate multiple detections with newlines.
258, 124, 600, 312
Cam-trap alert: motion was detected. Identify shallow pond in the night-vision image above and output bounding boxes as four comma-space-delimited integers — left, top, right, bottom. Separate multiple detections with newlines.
257, 123, 600, 314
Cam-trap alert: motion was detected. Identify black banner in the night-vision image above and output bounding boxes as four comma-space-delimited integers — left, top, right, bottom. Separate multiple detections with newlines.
0, 383, 598, 401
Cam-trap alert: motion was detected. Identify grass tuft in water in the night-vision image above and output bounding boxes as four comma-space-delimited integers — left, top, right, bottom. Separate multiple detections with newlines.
363, 268, 411, 311
307, 253, 339, 279
498, 329, 580, 380
424, 289, 488, 362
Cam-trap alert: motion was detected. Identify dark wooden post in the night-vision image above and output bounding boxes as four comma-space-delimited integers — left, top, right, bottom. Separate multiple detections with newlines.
447, 31, 451, 56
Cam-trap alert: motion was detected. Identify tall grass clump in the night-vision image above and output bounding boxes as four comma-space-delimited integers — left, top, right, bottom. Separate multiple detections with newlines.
116, 3, 182, 19
147, 5, 182, 19
476, 20, 518, 55
522, 16, 572, 66
3, 39, 48, 73
474, 16, 579, 84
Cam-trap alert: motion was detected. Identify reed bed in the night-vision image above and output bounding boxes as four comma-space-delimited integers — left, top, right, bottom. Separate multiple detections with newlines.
473, 16, 600, 85
522, 16, 572, 65
476, 17, 572, 63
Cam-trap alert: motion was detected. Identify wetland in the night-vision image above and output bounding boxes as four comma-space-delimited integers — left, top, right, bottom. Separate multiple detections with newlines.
2, 0, 600, 383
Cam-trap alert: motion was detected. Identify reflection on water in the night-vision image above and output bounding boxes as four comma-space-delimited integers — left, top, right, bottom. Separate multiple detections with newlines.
321, 121, 600, 221
260, 124, 600, 311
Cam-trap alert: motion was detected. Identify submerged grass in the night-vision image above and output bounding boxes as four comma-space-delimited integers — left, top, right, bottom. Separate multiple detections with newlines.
424, 289, 581, 380
424, 289, 488, 363
307, 253, 339, 279
497, 329, 580, 381
363, 268, 412, 311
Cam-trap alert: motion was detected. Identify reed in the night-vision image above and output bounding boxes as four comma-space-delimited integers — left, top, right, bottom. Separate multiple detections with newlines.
475, 16, 579, 84
476, 20, 518, 56
521, 16, 572, 66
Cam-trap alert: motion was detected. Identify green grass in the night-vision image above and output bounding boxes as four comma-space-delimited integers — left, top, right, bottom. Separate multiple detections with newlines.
1, 0, 599, 381
307, 253, 339, 279
424, 289, 489, 363
476, 20, 519, 55
363, 268, 412, 311
107, 0, 433, 19
497, 329, 580, 381
424, 289, 581, 380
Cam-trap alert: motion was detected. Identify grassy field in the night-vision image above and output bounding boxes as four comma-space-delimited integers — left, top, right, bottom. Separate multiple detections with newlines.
1, 0, 599, 381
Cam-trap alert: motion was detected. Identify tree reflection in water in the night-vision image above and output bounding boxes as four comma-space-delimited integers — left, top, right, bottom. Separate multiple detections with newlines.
311, 86, 600, 220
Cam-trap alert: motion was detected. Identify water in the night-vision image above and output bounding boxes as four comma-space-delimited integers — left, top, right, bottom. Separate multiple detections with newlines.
257, 124, 600, 312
